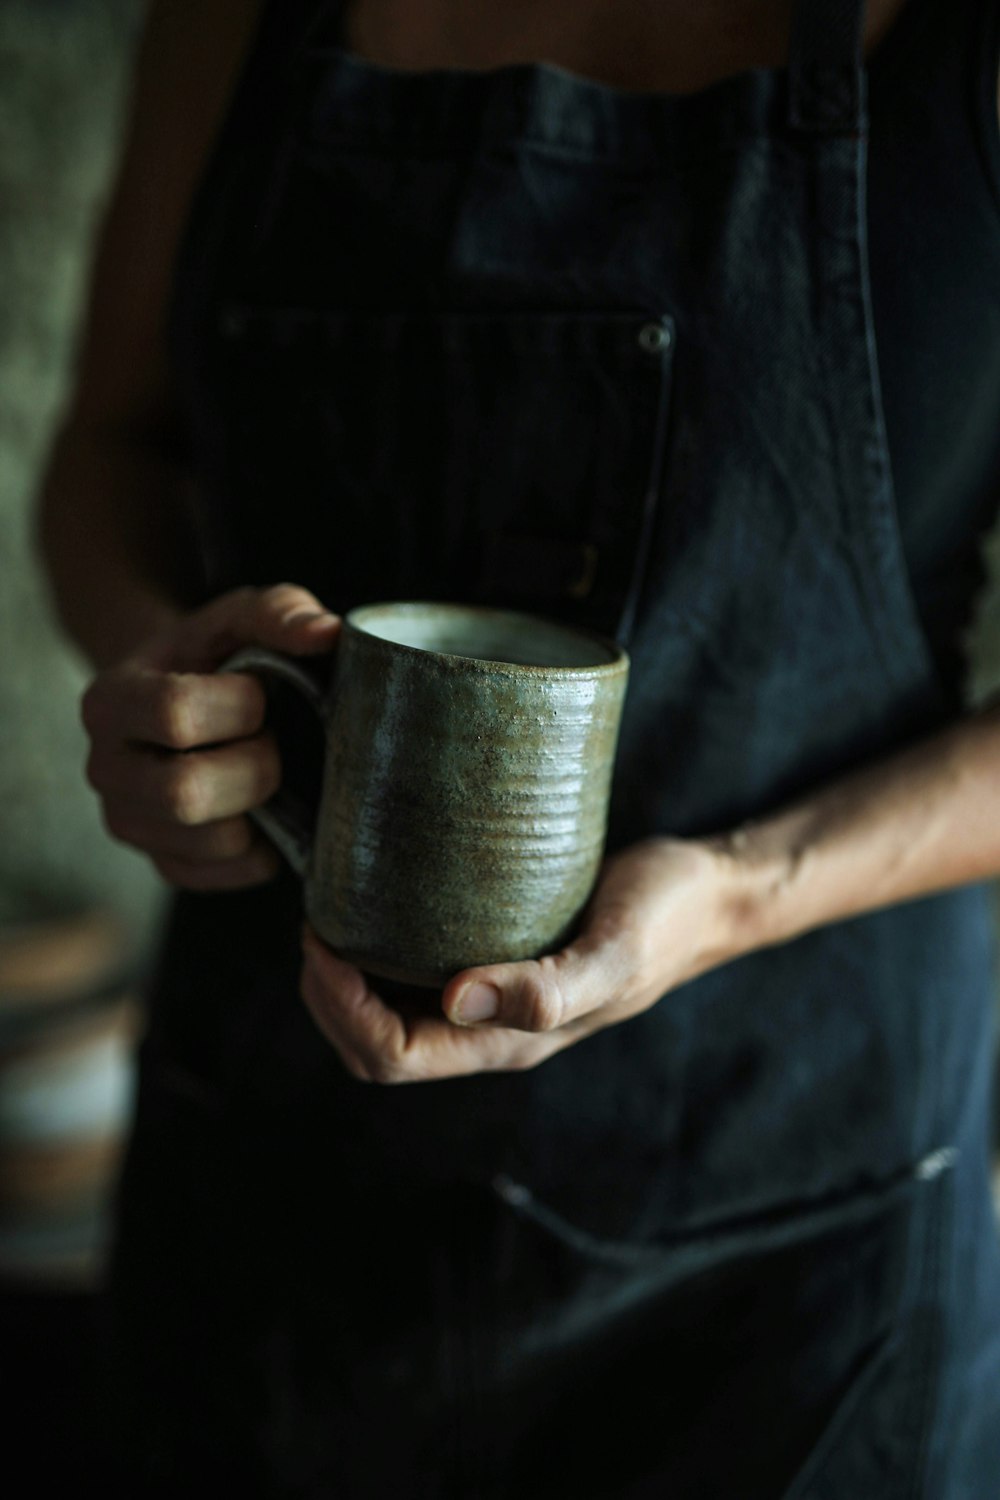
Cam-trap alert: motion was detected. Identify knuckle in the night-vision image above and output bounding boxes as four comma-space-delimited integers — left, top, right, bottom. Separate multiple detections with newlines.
261, 582, 298, 602
519, 970, 565, 1033
259, 581, 309, 616
154, 675, 199, 748
162, 761, 207, 825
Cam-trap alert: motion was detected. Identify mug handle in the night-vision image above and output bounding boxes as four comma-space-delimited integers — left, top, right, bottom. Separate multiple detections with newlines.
216, 647, 327, 878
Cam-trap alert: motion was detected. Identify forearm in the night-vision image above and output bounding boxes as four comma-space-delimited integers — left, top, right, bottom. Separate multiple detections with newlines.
38, 421, 199, 668
726, 705, 1000, 948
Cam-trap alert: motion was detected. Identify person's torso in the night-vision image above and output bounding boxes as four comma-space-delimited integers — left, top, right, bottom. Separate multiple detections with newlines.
161, 0, 1000, 1229
138, 5, 1000, 1489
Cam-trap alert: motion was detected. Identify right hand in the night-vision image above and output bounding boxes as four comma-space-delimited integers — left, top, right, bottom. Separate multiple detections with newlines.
82, 584, 340, 890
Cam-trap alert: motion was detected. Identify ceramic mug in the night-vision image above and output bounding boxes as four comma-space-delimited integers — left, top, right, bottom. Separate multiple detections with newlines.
221, 601, 629, 987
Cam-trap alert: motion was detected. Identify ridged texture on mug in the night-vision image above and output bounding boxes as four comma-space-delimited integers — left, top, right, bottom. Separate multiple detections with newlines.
307, 624, 628, 985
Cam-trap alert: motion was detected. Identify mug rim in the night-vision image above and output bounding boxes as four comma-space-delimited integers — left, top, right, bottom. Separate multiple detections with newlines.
344, 600, 630, 677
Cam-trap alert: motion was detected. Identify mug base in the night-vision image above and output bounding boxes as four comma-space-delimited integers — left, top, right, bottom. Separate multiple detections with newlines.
338, 948, 461, 990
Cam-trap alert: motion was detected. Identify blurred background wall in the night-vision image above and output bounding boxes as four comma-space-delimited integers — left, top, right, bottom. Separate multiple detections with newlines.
0, 0, 162, 1485
0, 5, 152, 932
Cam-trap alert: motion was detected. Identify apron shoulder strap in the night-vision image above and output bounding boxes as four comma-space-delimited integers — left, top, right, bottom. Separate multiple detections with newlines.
788, 0, 867, 132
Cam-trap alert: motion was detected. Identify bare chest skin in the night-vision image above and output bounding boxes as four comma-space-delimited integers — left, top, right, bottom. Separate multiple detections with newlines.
343, 0, 909, 92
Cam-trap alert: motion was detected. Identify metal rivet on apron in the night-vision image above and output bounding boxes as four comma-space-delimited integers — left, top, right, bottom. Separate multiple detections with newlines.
492, 1173, 531, 1207
638, 320, 671, 354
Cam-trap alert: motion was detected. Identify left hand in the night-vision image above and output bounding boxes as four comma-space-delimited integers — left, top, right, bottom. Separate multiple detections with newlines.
299, 835, 752, 1083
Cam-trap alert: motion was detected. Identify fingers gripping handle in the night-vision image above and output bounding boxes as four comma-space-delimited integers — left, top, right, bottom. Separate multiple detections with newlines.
217, 647, 327, 878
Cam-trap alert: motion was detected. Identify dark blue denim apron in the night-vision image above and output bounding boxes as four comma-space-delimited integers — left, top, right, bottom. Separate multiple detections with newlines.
109, 0, 1000, 1494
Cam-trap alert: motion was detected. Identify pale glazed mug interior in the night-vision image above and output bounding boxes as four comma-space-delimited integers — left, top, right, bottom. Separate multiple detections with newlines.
348, 602, 624, 671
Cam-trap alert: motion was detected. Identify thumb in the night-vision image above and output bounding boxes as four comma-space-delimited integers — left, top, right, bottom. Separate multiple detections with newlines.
150, 583, 341, 670
442, 928, 632, 1034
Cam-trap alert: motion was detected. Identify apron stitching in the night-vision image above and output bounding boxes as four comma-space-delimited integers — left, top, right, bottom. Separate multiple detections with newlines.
851, 109, 951, 712
616, 314, 676, 645
909, 1164, 955, 1499
493, 1149, 959, 1267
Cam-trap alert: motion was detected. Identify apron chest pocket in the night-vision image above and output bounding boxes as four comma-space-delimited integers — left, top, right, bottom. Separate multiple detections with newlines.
216, 305, 676, 640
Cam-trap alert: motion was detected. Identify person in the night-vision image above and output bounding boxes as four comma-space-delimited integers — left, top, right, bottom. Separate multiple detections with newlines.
38, 0, 1000, 1493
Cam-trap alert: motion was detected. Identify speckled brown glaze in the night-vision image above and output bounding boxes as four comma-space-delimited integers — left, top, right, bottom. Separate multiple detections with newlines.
306, 603, 629, 986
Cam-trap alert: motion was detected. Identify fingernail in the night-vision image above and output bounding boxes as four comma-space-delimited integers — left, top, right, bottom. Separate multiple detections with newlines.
283, 608, 337, 627
457, 982, 500, 1024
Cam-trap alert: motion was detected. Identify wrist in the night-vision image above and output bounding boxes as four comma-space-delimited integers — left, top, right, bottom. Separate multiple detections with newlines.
706, 814, 807, 957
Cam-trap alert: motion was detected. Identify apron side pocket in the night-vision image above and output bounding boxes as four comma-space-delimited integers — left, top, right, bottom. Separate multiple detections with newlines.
485, 1149, 955, 1500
